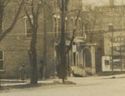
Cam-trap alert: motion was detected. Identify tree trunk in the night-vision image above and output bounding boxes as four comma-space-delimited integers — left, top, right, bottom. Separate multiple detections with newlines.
30, 28, 38, 84
0, 2, 3, 34
42, 2, 47, 79
59, 0, 67, 83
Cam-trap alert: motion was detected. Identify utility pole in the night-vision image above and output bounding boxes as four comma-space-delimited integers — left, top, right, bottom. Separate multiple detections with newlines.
120, 36, 122, 71
112, 26, 114, 74
120, 0, 124, 71
109, 23, 114, 75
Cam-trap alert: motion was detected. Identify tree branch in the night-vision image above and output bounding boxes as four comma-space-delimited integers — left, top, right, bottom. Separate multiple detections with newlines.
24, 7, 34, 29
66, 10, 81, 53
0, 0, 24, 41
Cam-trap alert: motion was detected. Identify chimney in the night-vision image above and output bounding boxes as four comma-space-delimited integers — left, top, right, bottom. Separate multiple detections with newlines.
109, 0, 114, 7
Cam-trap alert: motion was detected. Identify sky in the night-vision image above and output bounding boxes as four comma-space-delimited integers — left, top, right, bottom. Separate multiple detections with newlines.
82, 0, 125, 6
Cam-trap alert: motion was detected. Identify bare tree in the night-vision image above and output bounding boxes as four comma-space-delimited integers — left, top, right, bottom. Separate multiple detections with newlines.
0, 0, 24, 87
25, 0, 41, 84
66, 10, 81, 53
56, 0, 84, 83
56, 0, 69, 83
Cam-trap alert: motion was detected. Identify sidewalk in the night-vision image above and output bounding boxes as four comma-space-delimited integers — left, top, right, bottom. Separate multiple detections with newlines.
1, 74, 125, 88
98, 73, 125, 79
0, 78, 63, 87
0, 79, 29, 87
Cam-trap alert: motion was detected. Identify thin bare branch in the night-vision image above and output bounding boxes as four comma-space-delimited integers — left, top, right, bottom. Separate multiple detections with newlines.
34, 3, 41, 30
66, 10, 81, 53
24, 7, 34, 28
3, 0, 10, 8
31, 0, 35, 25
0, 0, 24, 41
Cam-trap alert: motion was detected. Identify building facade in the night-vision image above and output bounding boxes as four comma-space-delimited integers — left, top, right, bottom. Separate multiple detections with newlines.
93, 0, 125, 72
1, 0, 111, 78
103, 30, 125, 72
52, 0, 97, 76
0, 1, 56, 78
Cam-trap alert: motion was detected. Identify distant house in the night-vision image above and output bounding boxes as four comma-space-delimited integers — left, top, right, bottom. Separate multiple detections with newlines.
103, 30, 125, 72
94, 0, 125, 72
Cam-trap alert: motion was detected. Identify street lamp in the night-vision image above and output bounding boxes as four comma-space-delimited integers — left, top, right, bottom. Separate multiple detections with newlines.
108, 23, 114, 74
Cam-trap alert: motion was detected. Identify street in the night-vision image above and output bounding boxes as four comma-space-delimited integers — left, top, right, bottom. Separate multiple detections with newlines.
1, 75, 125, 96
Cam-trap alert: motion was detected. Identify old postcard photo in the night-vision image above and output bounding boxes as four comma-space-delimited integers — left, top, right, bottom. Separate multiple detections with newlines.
0, 0, 125, 96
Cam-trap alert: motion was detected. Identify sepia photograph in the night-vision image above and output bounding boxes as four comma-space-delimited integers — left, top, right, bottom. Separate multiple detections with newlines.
0, 0, 125, 96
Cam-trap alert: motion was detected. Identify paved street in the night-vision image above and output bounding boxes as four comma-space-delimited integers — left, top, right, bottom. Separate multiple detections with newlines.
1, 75, 125, 96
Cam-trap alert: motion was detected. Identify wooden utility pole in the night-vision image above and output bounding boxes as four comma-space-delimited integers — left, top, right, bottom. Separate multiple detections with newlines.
109, 23, 114, 74
120, 0, 124, 71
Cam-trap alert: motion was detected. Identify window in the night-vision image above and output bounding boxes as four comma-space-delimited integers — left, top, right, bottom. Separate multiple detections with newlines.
53, 15, 60, 37
24, 15, 33, 37
26, 19, 32, 37
0, 50, 4, 70
105, 60, 110, 65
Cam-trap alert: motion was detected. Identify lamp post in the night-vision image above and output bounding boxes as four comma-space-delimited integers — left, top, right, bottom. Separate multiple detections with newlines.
120, 35, 122, 71
108, 23, 114, 75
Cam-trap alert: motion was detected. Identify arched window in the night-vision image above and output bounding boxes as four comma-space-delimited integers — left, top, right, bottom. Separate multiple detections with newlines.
53, 14, 60, 37
24, 15, 33, 37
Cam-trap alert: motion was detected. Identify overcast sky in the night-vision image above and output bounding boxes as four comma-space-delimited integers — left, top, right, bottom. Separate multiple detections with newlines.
82, 0, 125, 6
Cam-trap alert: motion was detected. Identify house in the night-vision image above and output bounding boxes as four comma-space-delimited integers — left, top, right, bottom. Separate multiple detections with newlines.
0, 0, 99, 78
0, 1, 55, 78
94, 0, 125, 72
